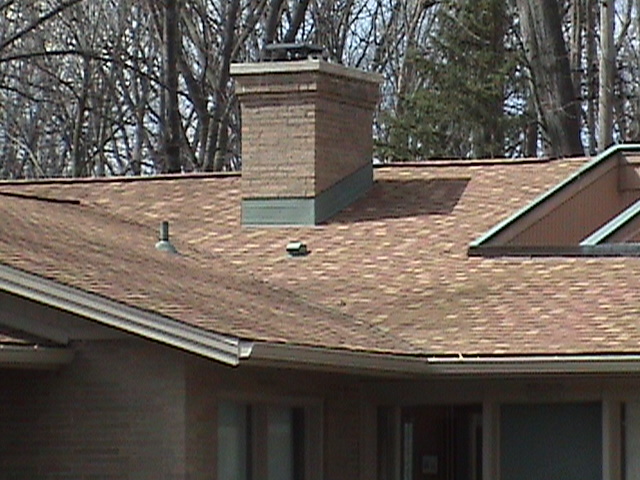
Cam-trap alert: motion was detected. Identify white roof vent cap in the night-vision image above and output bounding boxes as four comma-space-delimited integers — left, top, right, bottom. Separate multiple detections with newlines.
286, 241, 309, 257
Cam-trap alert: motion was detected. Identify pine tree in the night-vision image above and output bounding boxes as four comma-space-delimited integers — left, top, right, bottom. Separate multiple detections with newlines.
381, 0, 520, 160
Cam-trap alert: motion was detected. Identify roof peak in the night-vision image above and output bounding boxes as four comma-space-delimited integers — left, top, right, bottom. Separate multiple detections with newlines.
0, 171, 240, 187
377, 156, 585, 169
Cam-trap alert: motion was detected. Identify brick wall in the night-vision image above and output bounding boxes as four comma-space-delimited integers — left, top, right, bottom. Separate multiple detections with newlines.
0, 339, 187, 480
0, 337, 377, 480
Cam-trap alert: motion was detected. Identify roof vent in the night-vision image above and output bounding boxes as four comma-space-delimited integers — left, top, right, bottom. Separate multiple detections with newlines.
286, 241, 309, 257
155, 221, 178, 254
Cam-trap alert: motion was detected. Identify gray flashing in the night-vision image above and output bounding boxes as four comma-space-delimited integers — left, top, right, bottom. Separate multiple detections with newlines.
242, 163, 373, 226
469, 144, 640, 249
0, 264, 248, 366
242, 198, 316, 226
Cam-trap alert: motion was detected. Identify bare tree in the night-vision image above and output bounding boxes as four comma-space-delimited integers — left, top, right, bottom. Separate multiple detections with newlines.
598, 0, 615, 150
516, 0, 584, 157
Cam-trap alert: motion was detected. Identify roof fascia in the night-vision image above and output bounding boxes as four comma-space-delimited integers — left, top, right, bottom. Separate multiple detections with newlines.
0, 264, 250, 366
425, 355, 640, 375
469, 144, 640, 252
468, 244, 640, 257
249, 343, 640, 376
0, 344, 74, 369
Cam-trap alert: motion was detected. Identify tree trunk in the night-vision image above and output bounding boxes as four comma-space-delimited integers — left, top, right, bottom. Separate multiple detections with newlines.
585, 0, 598, 154
164, 0, 181, 173
570, 0, 583, 99
598, 0, 615, 150
283, 0, 311, 43
204, 0, 240, 172
72, 55, 91, 177
264, 0, 285, 45
516, 0, 584, 157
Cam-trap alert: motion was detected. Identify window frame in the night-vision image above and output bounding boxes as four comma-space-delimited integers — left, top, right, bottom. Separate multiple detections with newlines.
216, 394, 323, 480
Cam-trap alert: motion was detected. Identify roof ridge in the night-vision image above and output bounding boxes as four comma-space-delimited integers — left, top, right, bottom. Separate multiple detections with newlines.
0, 157, 584, 185
376, 157, 587, 168
0, 171, 240, 186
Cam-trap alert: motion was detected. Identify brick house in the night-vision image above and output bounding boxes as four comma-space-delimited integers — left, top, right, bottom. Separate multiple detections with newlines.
3, 58, 640, 480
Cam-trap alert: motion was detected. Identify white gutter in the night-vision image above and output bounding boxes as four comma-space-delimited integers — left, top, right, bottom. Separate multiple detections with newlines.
5, 266, 640, 375
0, 264, 250, 366
0, 344, 74, 369
249, 343, 640, 376
424, 355, 640, 375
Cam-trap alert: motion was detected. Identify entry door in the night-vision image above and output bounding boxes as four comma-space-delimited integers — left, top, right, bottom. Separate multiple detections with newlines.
378, 405, 482, 480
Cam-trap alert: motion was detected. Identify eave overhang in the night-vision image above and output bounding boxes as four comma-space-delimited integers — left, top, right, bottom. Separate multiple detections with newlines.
0, 264, 251, 366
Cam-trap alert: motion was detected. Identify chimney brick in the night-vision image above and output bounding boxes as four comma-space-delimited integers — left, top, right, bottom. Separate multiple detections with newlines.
231, 60, 381, 226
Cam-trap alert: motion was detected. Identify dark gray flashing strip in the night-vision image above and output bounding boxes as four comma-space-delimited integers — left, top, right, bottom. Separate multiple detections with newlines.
581, 197, 640, 245
242, 163, 373, 226
468, 243, 640, 258
470, 144, 640, 249
0, 264, 251, 366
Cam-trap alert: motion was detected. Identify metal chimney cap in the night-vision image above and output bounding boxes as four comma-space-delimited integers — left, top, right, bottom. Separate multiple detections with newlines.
156, 221, 178, 254
261, 43, 327, 62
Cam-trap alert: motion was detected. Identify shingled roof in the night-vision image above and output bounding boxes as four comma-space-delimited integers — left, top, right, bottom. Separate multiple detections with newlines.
3, 156, 640, 362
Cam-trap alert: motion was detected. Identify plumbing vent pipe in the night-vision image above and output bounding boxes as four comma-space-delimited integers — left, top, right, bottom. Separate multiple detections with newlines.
155, 221, 178, 254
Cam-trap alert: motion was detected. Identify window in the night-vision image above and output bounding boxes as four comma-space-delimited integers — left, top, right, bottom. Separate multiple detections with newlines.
218, 402, 251, 480
623, 402, 640, 480
500, 402, 602, 480
217, 400, 319, 480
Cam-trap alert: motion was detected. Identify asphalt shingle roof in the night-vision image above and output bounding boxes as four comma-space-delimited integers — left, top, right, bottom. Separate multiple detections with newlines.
3, 157, 640, 357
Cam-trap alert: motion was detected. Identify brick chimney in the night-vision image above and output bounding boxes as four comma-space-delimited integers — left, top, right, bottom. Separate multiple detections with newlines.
231, 58, 381, 226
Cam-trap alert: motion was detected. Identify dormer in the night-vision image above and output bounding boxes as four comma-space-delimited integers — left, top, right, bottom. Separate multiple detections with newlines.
469, 144, 640, 256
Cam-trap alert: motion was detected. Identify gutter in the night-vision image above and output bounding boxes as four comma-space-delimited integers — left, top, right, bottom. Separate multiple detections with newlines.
0, 344, 74, 369
0, 264, 250, 366
248, 343, 640, 377
424, 354, 640, 375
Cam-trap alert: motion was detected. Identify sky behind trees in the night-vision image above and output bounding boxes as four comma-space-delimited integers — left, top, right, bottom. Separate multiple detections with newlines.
0, 0, 639, 178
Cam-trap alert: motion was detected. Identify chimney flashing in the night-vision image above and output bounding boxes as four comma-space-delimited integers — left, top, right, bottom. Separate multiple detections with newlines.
242, 163, 372, 226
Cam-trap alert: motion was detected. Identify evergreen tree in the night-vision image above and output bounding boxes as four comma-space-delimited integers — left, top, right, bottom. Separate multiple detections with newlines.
381, 0, 522, 160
